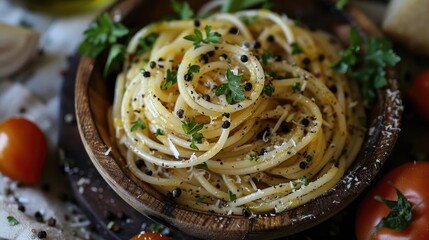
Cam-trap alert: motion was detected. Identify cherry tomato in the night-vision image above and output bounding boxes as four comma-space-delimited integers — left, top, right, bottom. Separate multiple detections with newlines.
129, 231, 173, 240
408, 70, 429, 123
355, 161, 429, 240
0, 117, 46, 184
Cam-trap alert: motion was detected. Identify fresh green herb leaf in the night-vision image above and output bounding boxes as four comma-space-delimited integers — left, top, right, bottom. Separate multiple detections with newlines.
182, 119, 205, 150
221, 0, 271, 13
229, 190, 237, 201
215, 69, 245, 104
292, 82, 301, 93
161, 68, 178, 90
304, 155, 313, 162
149, 224, 162, 233
187, 64, 200, 77
290, 42, 304, 55
198, 162, 209, 170
336, 0, 348, 10
373, 184, 417, 233
195, 195, 207, 204
184, 25, 222, 49
105, 44, 125, 76
332, 27, 400, 102
136, 33, 159, 55
154, 129, 164, 136
131, 118, 146, 132
239, 15, 258, 25
261, 51, 273, 65
78, 13, 129, 76
262, 83, 275, 96
7, 216, 19, 226
300, 176, 308, 186
171, 0, 194, 19
245, 155, 259, 161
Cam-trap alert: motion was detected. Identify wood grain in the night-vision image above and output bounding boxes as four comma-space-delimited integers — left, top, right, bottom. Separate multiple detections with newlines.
74, 1, 402, 239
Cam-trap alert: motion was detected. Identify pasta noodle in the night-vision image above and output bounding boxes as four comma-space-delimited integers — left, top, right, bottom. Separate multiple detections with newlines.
111, 8, 366, 215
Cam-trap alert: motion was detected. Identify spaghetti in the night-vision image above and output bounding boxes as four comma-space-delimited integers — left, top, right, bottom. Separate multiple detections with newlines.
111, 9, 366, 215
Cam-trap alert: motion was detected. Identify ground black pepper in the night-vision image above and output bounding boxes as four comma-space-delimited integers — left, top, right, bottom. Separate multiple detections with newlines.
244, 82, 252, 91
228, 26, 238, 34
176, 109, 184, 118
37, 231, 47, 239
222, 121, 231, 129
240, 55, 248, 63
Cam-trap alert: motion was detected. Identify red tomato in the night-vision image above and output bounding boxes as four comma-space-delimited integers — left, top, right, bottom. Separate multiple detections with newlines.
0, 117, 46, 184
408, 70, 429, 123
129, 232, 173, 240
355, 162, 429, 240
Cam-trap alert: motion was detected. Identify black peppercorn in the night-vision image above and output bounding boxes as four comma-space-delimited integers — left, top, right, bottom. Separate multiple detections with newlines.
222, 113, 230, 118
220, 53, 227, 59
145, 169, 153, 176
228, 26, 238, 34
222, 121, 231, 129
299, 161, 307, 169
267, 35, 275, 42
172, 188, 182, 198
184, 73, 192, 81
202, 94, 211, 101
242, 208, 251, 217
301, 118, 310, 127
273, 55, 282, 62
194, 20, 200, 27
37, 231, 47, 239
35, 211, 44, 223
17, 204, 25, 212
318, 54, 325, 62
135, 159, 144, 168
142, 71, 151, 78
302, 57, 311, 65
240, 55, 248, 63
252, 41, 261, 49
244, 82, 252, 91
176, 109, 184, 118
207, 51, 215, 57
149, 61, 156, 69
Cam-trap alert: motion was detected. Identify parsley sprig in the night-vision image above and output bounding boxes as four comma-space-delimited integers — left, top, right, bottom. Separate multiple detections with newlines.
171, 0, 194, 19
290, 42, 304, 55
182, 119, 205, 150
161, 67, 178, 90
332, 27, 400, 102
131, 118, 146, 132
184, 25, 222, 49
373, 184, 419, 234
215, 69, 245, 104
262, 83, 275, 96
78, 13, 129, 76
229, 190, 237, 201
7, 216, 19, 226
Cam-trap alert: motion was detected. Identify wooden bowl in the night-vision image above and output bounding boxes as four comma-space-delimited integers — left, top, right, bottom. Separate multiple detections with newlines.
75, 0, 402, 239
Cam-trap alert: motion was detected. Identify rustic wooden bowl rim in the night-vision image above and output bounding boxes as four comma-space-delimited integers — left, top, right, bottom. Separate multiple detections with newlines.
75, 1, 402, 239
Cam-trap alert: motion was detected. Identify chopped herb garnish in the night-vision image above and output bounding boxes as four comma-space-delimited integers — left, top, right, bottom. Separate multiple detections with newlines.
136, 33, 159, 55
195, 195, 207, 204
373, 184, 418, 233
215, 69, 245, 104
332, 27, 401, 102
198, 162, 209, 170
290, 42, 304, 55
292, 82, 301, 93
161, 68, 178, 90
186, 64, 200, 80
78, 13, 129, 76
154, 129, 164, 136
7, 216, 19, 226
130, 118, 146, 132
245, 155, 259, 161
304, 155, 313, 162
184, 25, 222, 49
182, 119, 205, 150
262, 83, 275, 96
229, 190, 237, 201
222, 0, 271, 13
171, 0, 194, 19
300, 176, 308, 186
336, 0, 348, 10
261, 51, 273, 65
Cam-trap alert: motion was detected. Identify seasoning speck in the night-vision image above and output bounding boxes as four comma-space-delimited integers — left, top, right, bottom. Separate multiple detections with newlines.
176, 109, 184, 118
267, 35, 275, 42
194, 20, 200, 27
244, 82, 252, 91
37, 231, 47, 239
222, 121, 231, 129
240, 55, 248, 63
184, 73, 192, 81
135, 159, 144, 168
143, 71, 151, 78
149, 61, 156, 69
242, 208, 251, 217
202, 94, 211, 101
228, 26, 238, 34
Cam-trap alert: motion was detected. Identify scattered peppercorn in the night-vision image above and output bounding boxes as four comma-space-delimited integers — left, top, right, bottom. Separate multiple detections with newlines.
37, 231, 47, 239
299, 161, 307, 169
302, 57, 311, 65
222, 121, 231, 129
143, 71, 151, 78
149, 61, 156, 69
252, 41, 261, 49
200, 54, 209, 63
47, 217, 56, 227
135, 159, 144, 168
318, 54, 325, 62
17, 204, 25, 212
240, 55, 248, 63
34, 211, 44, 223
194, 20, 200, 27
329, 85, 337, 93
202, 94, 211, 101
242, 208, 251, 217
228, 26, 238, 34
267, 35, 275, 42
177, 109, 184, 118
244, 82, 252, 91
184, 73, 192, 81
301, 118, 310, 127
145, 169, 153, 176
172, 188, 182, 198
